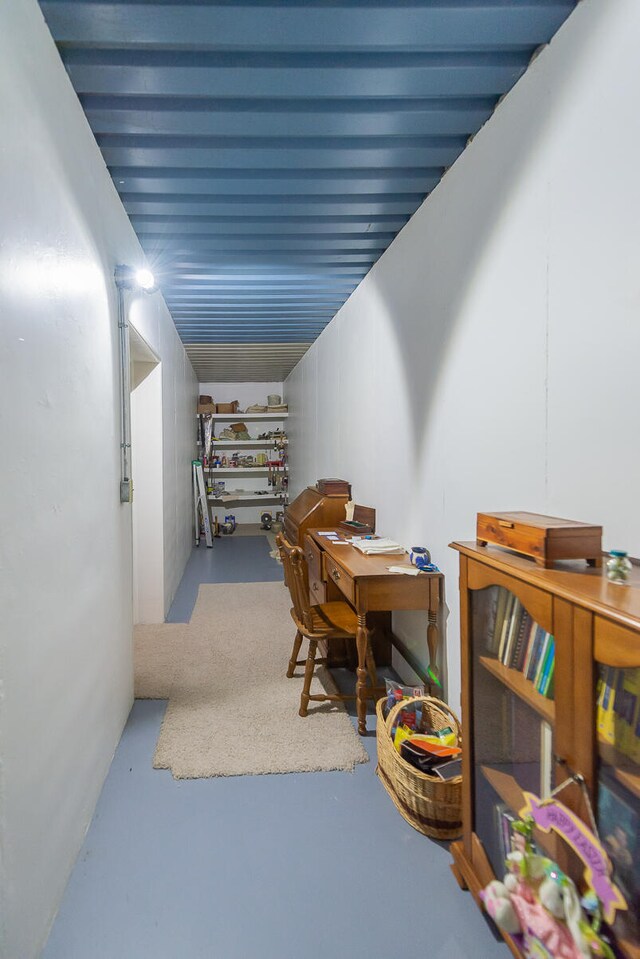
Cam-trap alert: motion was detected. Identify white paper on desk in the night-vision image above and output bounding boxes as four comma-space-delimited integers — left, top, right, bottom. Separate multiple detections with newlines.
318, 531, 338, 537
387, 565, 421, 576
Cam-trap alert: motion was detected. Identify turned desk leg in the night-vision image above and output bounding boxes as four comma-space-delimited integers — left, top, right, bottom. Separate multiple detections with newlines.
427, 609, 440, 687
356, 613, 368, 735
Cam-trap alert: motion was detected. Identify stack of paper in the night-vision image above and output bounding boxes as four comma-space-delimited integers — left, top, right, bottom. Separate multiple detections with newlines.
387, 565, 421, 576
351, 538, 406, 556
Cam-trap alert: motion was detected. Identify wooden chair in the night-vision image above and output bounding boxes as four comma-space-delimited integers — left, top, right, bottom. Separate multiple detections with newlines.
276, 533, 378, 717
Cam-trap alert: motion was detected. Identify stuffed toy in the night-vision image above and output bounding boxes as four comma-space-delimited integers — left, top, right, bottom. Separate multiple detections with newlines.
482, 850, 612, 959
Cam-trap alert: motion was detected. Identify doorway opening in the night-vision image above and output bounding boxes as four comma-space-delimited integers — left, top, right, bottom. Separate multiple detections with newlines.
129, 324, 163, 624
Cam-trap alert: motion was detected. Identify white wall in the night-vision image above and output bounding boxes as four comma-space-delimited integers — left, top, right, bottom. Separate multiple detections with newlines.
128, 299, 197, 615
0, 2, 196, 956
286, 0, 640, 713
132, 361, 164, 623
199, 382, 286, 523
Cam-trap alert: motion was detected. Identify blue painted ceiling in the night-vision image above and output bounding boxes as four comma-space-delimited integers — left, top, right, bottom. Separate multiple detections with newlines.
40, 0, 576, 381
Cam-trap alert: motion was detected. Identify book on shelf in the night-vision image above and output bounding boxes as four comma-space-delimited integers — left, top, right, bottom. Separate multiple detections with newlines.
537, 636, 555, 697
598, 666, 640, 763
511, 610, 531, 672
597, 769, 640, 942
497, 593, 514, 662
487, 589, 508, 655
533, 632, 551, 690
598, 667, 618, 746
503, 598, 523, 669
540, 721, 554, 798
485, 588, 555, 701
494, 802, 517, 865
617, 668, 640, 759
525, 625, 546, 682
521, 619, 535, 676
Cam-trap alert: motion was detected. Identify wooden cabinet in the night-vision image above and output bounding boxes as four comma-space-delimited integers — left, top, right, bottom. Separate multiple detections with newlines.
450, 541, 640, 959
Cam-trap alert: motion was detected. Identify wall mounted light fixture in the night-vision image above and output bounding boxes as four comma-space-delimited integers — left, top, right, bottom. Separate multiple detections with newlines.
114, 264, 157, 294
114, 263, 158, 503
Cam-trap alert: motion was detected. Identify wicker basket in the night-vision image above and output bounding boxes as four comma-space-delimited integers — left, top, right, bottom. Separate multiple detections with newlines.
376, 695, 463, 840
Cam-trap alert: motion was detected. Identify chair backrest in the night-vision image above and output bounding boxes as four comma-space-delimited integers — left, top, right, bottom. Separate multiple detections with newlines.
276, 533, 313, 630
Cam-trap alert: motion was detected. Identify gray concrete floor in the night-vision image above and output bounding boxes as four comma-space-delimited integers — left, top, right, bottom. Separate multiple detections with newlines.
43, 535, 506, 959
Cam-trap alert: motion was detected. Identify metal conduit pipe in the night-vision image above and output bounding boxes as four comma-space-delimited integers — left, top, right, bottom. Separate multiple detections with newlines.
114, 264, 157, 503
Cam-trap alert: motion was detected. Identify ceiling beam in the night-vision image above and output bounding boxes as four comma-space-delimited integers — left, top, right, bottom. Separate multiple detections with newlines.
42, 2, 575, 51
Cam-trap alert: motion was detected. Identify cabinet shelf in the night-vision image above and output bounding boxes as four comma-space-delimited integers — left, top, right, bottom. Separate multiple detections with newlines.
480, 765, 563, 864
599, 740, 640, 799
478, 655, 555, 725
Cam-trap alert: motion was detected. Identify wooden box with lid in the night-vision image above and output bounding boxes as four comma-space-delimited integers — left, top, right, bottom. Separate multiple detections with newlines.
476, 511, 603, 569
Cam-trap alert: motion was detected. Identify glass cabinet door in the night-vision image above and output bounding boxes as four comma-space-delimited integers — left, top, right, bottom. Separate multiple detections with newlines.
595, 662, 640, 958
470, 585, 556, 878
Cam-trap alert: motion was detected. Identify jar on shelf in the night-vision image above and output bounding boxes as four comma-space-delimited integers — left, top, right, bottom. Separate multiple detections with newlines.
606, 550, 632, 584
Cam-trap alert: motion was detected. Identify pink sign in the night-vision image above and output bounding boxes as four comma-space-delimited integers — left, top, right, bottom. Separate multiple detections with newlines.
520, 792, 627, 925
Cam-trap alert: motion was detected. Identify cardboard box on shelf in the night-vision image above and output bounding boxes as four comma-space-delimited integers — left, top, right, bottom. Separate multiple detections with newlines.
197, 394, 216, 414
216, 401, 240, 414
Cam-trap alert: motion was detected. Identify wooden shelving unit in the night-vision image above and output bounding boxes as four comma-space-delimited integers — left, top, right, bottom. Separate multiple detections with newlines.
449, 541, 640, 959
478, 655, 555, 725
210, 439, 285, 448
205, 466, 285, 477
207, 492, 284, 503
207, 411, 288, 421
197, 408, 288, 512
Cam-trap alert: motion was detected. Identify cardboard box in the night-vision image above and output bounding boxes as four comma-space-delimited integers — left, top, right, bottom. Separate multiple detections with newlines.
197, 394, 216, 414
216, 401, 240, 413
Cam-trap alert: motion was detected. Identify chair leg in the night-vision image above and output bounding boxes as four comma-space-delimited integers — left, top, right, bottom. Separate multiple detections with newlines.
299, 639, 318, 717
287, 630, 303, 678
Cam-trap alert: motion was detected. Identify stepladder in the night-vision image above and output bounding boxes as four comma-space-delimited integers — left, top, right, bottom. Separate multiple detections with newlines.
192, 460, 213, 548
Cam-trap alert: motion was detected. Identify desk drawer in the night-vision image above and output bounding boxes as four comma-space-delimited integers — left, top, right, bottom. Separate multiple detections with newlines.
304, 535, 326, 604
309, 575, 326, 605
304, 535, 323, 581
324, 554, 355, 604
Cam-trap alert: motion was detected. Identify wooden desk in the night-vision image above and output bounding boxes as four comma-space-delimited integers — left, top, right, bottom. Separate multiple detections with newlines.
307, 529, 443, 734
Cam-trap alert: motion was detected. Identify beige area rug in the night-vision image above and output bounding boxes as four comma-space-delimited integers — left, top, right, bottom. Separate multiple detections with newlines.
133, 623, 188, 698
134, 582, 368, 778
